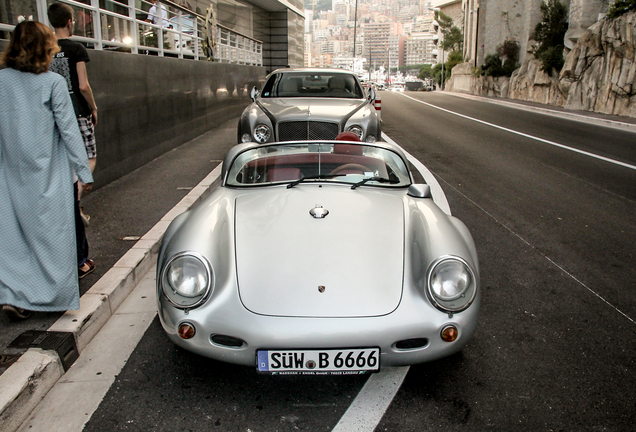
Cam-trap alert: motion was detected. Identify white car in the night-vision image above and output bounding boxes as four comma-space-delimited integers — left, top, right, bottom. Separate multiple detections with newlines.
238, 68, 382, 144
157, 139, 480, 375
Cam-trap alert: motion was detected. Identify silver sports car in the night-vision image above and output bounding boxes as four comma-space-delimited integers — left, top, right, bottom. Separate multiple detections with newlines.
157, 139, 480, 375
237, 68, 382, 144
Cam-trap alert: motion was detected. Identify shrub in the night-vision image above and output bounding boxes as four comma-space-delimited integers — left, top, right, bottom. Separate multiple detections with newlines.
481, 40, 520, 77
533, 0, 568, 73
607, 0, 636, 18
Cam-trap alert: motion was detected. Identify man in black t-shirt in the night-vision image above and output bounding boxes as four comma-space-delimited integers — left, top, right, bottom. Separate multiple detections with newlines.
48, 3, 98, 173
49, 2, 98, 279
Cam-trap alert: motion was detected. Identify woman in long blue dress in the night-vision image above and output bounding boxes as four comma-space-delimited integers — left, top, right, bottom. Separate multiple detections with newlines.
0, 21, 93, 319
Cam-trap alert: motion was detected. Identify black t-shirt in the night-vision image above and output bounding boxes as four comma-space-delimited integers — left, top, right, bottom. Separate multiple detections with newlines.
49, 39, 91, 117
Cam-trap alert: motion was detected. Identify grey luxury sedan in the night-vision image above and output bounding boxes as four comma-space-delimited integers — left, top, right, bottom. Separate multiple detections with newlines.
237, 68, 382, 144
157, 139, 480, 375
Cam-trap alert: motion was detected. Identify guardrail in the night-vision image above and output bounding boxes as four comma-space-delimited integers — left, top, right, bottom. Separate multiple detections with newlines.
1, 0, 262, 65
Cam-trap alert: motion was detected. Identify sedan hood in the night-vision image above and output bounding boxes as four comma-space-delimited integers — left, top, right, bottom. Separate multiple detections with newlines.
259, 98, 365, 121
235, 186, 404, 317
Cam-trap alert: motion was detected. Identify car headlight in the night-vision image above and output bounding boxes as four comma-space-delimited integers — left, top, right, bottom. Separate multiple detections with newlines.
346, 125, 363, 139
426, 256, 477, 313
161, 252, 212, 309
253, 124, 271, 143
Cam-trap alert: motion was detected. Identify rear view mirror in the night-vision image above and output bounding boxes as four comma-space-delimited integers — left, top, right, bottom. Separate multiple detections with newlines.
407, 184, 431, 198
250, 86, 259, 101
368, 87, 376, 103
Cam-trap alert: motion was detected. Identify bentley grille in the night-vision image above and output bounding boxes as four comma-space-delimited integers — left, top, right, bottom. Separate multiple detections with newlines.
278, 121, 340, 141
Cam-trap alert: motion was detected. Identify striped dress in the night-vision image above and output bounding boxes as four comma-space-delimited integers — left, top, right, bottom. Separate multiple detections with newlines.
0, 68, 93, 311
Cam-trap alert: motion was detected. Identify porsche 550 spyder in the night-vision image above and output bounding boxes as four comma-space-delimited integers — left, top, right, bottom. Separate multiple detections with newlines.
157, 139, 480, 375
237, 68, 381, 144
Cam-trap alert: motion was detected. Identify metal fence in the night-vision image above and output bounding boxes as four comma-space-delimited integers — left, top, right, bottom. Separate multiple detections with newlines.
0, 0, 262, 65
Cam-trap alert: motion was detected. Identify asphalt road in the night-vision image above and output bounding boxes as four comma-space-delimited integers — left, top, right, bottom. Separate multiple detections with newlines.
377, 91, 636, 431
16, 92, 636, 431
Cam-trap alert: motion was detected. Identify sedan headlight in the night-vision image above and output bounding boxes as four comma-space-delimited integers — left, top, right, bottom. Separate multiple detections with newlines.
253, 124, 271, 143
426, 256, 477, 313
162, 252, 213, 309
346, 125, 364, 140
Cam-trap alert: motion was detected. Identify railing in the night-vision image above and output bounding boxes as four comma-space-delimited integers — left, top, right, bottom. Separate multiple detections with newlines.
1, 0, 262, 65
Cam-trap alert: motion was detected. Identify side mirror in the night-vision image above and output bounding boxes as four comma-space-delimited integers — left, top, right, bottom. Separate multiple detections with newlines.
367, 87, 376, 103
407, 184, 431, 198
250, 86, 259, 102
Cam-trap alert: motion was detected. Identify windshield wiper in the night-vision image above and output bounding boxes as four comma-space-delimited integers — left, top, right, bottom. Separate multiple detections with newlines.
287, 174, 341, 188
350, 177, 399, 189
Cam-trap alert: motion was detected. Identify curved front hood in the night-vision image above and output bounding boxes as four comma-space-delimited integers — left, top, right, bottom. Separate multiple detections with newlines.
259, 98, 365, 121
235, 185, 404, 317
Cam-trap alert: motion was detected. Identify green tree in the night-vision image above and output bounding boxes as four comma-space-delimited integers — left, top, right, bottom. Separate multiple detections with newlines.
437, 11, 463, 52
533, 0, 568, 73
418, 64, 433, 80
432, 51, 463, 86
608, 0, 636, 18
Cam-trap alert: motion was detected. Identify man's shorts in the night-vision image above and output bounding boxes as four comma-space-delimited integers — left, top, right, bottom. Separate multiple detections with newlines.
78, 115, 96, 159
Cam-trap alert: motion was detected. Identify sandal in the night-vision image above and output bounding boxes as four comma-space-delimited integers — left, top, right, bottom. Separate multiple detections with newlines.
3, 304, 31, 320
79, 259, 95, 279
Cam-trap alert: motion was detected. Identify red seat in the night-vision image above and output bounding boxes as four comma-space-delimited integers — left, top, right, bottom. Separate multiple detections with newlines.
334, 143, 363, 155
267, 167, 301, 182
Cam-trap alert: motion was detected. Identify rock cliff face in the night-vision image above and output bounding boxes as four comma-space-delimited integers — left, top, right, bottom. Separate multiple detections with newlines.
448, 11, 636, 118
560, 11, 636, 116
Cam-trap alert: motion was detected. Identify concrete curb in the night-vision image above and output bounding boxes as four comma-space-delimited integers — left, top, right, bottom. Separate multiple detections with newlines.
0, 165, 223, 432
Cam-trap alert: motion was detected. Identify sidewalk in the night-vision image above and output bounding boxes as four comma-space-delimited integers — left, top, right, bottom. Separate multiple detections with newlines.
0, 119, 238, 431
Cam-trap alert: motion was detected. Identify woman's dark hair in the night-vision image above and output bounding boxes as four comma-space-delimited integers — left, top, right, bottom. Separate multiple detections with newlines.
0, 21, 60, 74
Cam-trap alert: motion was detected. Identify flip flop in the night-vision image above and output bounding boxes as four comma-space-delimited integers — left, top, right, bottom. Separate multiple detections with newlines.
79, 259, 95, 279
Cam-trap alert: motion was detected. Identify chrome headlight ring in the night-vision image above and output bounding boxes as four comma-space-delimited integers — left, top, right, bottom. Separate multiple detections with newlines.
426, 255, 477, 313
161, 252, 213, 309
253, 124, 271, 143
346, 125, 364, 140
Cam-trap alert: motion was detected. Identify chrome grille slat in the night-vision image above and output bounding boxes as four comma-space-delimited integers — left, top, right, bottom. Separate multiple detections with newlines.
278, 121, 339, 141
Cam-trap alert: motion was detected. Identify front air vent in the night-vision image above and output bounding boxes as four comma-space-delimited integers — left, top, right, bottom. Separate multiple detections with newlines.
394, 338, 429, 350
210, 334, 246, 348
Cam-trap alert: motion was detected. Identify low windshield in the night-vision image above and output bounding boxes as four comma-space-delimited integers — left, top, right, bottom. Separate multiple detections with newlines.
261, 72, 365, 99
226, 142, 411, 188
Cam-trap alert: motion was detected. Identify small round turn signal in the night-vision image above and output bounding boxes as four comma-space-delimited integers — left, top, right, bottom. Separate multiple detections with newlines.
178, 323, 196, 339
441, 325, 458, 342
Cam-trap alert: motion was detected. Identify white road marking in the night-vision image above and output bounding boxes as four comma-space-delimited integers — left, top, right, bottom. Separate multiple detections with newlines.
17, 271, 159, 432
328, 136, 448, 432
399, 93, 636, 171
332, 367, 410, 432
441, 180, 636, 326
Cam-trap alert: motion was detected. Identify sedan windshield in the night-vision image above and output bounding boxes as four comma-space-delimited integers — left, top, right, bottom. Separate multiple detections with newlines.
226, 142, 411, 188
260, 72, 365, 99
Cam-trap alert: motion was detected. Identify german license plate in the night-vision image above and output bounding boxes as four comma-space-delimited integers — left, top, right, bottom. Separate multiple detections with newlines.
257, 348, 380, 375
